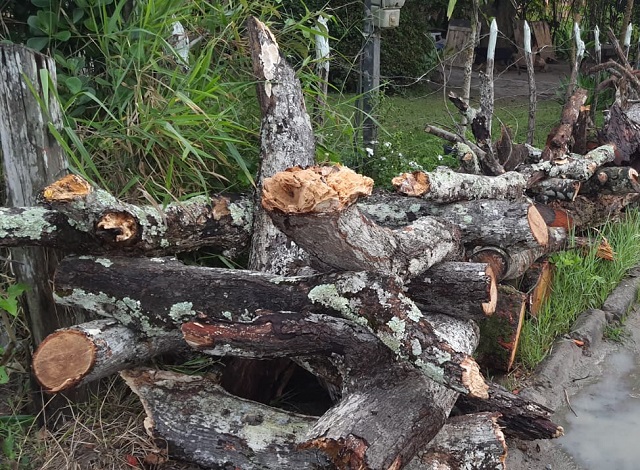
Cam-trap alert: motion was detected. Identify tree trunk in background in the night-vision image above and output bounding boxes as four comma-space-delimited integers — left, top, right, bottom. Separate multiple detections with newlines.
0, 45, 84, 346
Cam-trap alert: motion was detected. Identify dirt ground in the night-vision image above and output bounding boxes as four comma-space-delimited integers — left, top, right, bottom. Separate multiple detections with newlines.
443, 60, 572, 101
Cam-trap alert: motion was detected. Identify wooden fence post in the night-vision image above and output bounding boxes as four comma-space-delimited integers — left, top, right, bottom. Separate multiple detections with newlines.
0, 45, 84, 348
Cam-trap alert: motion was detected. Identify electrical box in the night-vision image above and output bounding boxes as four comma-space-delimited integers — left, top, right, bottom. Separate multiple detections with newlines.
371, 0, 406, 8
372, 7, 401, 29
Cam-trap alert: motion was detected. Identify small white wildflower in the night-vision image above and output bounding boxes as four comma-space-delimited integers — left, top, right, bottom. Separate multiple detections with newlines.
384, 141, 392, 148
437, 154, 443, 161
366, 147, 374, 157
398, 152, 403, 157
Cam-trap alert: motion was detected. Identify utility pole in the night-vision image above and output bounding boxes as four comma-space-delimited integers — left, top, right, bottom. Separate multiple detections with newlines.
361, 0, 381, 155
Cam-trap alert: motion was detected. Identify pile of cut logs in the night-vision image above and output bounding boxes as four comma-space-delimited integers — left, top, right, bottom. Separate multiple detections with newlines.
3, 18, 640, 470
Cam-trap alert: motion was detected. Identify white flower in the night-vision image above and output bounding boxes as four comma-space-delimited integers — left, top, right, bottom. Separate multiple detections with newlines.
366, 147, 374, 157
398, 152, 403, 157
384, 141, 392, 148
437, 154, 443, 161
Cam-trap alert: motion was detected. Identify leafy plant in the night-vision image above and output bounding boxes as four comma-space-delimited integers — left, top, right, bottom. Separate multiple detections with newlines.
0, 282, 28, 386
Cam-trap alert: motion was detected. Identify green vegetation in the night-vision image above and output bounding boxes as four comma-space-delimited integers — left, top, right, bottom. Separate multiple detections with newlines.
517, 210, 640, 369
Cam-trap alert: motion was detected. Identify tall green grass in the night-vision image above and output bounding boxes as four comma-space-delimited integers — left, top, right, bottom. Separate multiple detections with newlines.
518, 209, 640, 369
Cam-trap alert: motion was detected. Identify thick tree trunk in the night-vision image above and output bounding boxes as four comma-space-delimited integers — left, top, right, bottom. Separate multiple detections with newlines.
262, 166, 463, 279
121, 369, 334, 469
406, 413, 507, 470
54, 256, 487, 397
407, 262, 497, 320
392, 168, 527, 202
32, 319, 183, 392
456, 382, 564, 440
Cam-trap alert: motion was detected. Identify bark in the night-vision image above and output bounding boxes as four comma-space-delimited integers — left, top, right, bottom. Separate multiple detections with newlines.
602, 102, 640, 165
32, 319, 184, 392
407, 262, 497, 320
424, 125, 488, 161
528, 144, 617, 181
548, 193, 640, 228
32, 174, 253, 256
54, 256, 488, 397
495, 126, 530, 171
456, 382, 564, 440
579, 166, 640, 195
262, 166, 463, 279
534, 203, 575, 230
572, 106, 589, 155
453, 142, 482, 175
406, 413, 507, 470
246, 16, 315, 275
527, 178, 581, 202
476, 285, 527, 371
302, 314, 481, 470
392, 168, 527, 202
0, 44, 82, 346
408, 199, 549, 250
120, 369, 333, 470
469, 227, 567, 281
540, 88, 588, 162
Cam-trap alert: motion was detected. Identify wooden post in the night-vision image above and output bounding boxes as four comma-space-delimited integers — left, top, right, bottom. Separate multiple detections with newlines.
524, 21, 537, 145
567, 22, 585, 99
591, 25, 602, 122
624, 22, 632, 60
313, 16, 330, 139
0, 45, 82, 346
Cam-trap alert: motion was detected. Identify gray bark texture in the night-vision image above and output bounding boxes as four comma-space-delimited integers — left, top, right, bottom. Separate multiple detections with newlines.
0, 44, 83, 345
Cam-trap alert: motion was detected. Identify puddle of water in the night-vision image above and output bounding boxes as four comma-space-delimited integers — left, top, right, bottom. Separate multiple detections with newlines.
558, 351, 640, 470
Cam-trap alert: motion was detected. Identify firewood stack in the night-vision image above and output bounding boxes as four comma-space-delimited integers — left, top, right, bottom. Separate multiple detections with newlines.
5, 17, 639, 470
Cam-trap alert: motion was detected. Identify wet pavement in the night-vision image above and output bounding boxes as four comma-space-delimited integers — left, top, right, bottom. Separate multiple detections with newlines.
507, 272, 640, 469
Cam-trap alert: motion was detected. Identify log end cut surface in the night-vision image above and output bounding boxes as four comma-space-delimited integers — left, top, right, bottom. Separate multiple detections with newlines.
32, 330, 96, 392
527, 205, 549, 247
391, 171, 429, 196
262, 166, 373, 214
483, 266, 498, 316
462, 357, 489, 398
41, 174, 92, 202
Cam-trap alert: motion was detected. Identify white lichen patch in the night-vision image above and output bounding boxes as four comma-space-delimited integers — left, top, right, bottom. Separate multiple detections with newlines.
335, 272, 367, 294
0, 207, 56, 239
398, 293, 423, 322
222, 311, 233, 320
386, 316, 406, 338
94, 258, 113, 268
169, 302, 196, 323
228, 202, 253, 232
308, 284, 353, 318
415, 358, 446, 385
410, 338, 423, 356
377, 331, 403, 355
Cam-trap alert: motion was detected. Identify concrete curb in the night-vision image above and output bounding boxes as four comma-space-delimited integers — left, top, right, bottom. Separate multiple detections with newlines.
520, 272, 640, 409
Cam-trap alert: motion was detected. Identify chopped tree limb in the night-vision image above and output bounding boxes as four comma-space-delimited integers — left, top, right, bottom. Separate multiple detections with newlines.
407, 262, 497, 320
54, 256, 487, 397
548, 193, 640, 228
528, 144, 617, 181
405, 413, 507, 470
32, 319, 183, 392
392, 168, 527, 202
453, 142, 482, 174
602, 103, 640, 165
424, 125, 488, 161
412, 199, 549, 249
121, 369, 333, 469
262, 166, 463, 279
37, 174, 252, 256
579, 166, 640, 195
246, 17, 316, 275
540, 88, 588, 161
456, 382, 564, 440
527, 178, 581, 202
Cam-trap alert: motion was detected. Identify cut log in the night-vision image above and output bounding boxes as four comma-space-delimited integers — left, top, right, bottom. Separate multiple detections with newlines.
527, 177, 581, 202
533, 203, 575, 230
121, 369, 333, 469
579, 166, 640, 195
519, 259, 554, 317
602, 102, 640, 165
246, 17, 315, 275
38, 174, 253, 256
407, 262, 497, 320
32, 319, 183, 392
529, 144, 617, 181
262, 165, 463, 279
54, 256, 487, 397
548, 193, 640, 228
301, 313, 481, 469
541, 88, 588, 161
410, 199, 549, 249
405, 413, 507, 470
469, 227, 567, 281
392, 167, 527, 202
476, 284, 527, 371
456, 382, 564, 440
